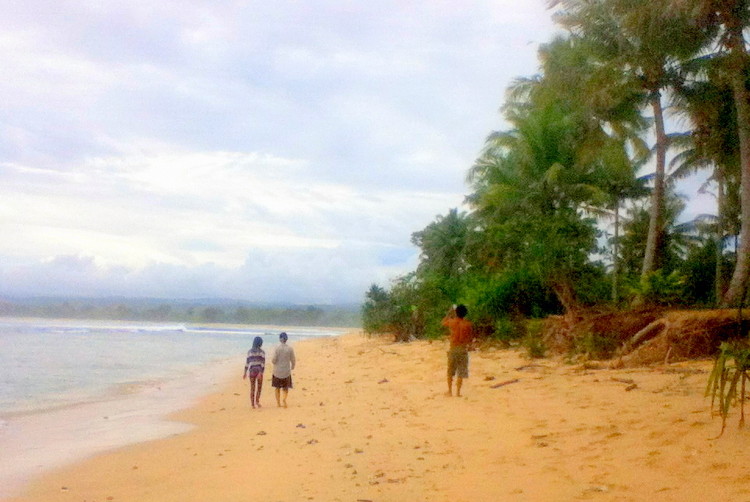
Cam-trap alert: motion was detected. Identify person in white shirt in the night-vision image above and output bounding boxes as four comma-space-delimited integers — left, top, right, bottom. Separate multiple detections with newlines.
271, 332, 296, 408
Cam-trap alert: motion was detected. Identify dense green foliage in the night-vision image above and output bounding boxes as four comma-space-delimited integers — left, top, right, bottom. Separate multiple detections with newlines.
362, 0, 750, 343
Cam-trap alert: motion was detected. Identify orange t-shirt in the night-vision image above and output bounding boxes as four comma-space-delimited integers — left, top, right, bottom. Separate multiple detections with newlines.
442, 317, 473, 348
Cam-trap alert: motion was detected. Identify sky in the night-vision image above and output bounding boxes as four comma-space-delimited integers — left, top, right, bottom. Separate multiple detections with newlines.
0, 1, 713, 305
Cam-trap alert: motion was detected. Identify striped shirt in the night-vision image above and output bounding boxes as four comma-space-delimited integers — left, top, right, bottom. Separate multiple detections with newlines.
245, 348, 265, 374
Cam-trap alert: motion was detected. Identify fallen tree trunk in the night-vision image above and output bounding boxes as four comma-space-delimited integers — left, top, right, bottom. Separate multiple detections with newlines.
618, 319, 666, 355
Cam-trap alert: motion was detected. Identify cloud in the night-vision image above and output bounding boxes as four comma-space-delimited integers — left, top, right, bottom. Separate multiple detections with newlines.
0, 1, 566, 303
0, 148, 449, 301
0, 243, 414, 304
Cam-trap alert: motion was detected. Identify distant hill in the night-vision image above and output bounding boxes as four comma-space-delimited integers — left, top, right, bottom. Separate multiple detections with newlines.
0, 296, 362, 328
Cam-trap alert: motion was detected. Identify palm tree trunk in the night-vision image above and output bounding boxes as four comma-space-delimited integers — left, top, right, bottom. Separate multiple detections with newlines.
641, 91, 667, 281
723, 28, 750, 306
715, 169, 725, 305
612, 197, 620, 303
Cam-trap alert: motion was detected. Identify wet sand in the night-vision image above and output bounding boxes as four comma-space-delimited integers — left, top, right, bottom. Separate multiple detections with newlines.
0, 359, 236, 498
5, 332, 750, 501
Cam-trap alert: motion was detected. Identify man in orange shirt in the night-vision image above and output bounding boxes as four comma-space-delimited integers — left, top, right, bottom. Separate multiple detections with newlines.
441, 304, 473, 397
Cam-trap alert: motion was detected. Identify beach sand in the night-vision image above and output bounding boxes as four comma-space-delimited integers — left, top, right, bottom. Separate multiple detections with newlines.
5, 332, 750, 502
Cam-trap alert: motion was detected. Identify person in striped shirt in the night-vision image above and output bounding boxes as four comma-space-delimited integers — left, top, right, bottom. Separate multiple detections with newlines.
242, 336, 266, 409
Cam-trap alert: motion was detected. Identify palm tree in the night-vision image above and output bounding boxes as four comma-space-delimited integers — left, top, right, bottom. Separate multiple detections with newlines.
671, 73, 742, 303
602, 173, 651, 302
551, 0, 710, 296
670, 0, 750, 305
410, 208, 471, 304
534, 35, 650, 304
618, 192, 695, 284
467, 99, 604, 313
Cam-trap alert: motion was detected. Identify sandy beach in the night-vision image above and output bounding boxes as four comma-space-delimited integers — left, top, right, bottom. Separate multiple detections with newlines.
5, 331, 750, 501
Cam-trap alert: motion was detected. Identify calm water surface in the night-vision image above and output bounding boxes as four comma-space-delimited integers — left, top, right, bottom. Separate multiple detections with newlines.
0, 317, 346, 497
0, 317, 340, 416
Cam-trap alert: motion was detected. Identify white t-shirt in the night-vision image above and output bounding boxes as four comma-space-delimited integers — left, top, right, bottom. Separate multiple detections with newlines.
272, 343, 296, 378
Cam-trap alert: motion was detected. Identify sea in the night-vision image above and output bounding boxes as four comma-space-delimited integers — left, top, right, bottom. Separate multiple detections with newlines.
0, 317, 347, 498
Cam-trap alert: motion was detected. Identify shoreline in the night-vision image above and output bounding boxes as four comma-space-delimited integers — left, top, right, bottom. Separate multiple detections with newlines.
0, 318, 350, 499
6, 332, 750, 501
0, 357, 231, 421
0, 358, 237, 499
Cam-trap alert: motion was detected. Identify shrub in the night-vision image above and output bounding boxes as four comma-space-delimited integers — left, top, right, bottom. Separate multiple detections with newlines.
492, 316, 526, 344
627, 270, 686, 306
523, 319, 546, 358
573, 331, 619, 360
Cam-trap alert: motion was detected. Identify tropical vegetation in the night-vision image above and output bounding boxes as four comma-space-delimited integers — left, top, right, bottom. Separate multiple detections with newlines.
362, 0, 750, 348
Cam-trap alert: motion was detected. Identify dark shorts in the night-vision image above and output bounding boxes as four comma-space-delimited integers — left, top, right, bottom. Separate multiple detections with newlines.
272, 375, 293, 389
447, 347, 469, 378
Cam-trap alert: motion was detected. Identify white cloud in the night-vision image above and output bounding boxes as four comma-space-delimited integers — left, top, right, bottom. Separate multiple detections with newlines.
0, 147, 459, 301
0, 1, 593, 303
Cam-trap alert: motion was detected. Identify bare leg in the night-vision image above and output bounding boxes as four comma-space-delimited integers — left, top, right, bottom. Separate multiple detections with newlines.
446, 375, 453, 396
275, 387, 281, 407
282, 388, 288, 408
250, 379, 257, 408
255, 377, 263, 407
456, 377, 463, 397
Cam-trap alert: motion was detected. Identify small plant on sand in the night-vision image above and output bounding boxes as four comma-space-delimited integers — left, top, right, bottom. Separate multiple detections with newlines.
574, 331, 618, 360
523, 319, 546, 358
706, 341, 750, 435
